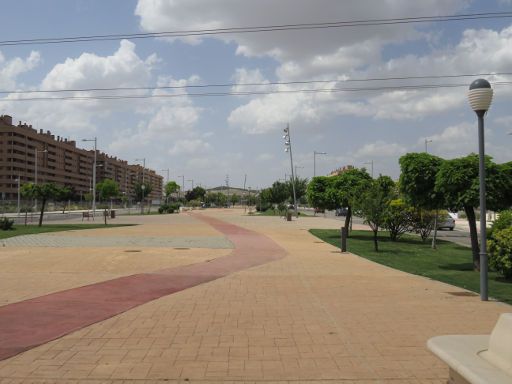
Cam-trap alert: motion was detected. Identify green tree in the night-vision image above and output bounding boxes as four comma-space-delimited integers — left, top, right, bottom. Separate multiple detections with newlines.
399, 153, 445, 248
20, 183, 61, 227
185, 186, 206, 202
287, 177, 308, 204
97, 179, 120, 224
97, 179, 120, 201
134, 182, 153, 202
354, 176, 395, 252
56, 185, 72, 214
270, 181, 288, 205
326, 168, 372, 234
164, 181, 180, 202
383, 199, 414, 242
306, 176, 332, 214
230, 194, 240, 206
435, 154, 512, 270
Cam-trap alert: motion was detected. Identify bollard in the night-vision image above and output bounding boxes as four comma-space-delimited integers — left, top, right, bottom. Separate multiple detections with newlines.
341, 226, 347, 252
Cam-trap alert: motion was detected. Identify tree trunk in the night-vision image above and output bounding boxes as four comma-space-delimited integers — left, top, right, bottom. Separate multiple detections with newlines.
104, 209, 108, 225
344, 207, 352, 237
373, 230, 379, 252
465, 205, 480, 271
431, 210, 438, 249
38, 199, 46, 227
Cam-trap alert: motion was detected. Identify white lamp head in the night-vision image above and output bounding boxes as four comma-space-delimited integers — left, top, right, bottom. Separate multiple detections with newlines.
468, 79, 493, 113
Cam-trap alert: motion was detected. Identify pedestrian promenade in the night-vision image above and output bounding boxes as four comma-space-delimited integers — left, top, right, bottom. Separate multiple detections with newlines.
0, 209, 508, 383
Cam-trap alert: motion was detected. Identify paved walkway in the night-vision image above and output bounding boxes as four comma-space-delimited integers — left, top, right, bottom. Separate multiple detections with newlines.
0, 209, 509, 383
1, 234, 233, 249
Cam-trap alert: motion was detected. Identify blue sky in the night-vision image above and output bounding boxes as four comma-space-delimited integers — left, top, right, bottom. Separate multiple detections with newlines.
1, 0, 512, 189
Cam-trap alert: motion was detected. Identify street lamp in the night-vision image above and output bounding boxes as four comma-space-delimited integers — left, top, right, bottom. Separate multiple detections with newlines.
425, 139, 433, 153
135, 158, 146, 214
313, 151, 327, 178
15, 176, 20, 217
283, 124, 298, 217
82, 137, 97, 217
468, 78, 493, 301
34, 148, 48, 211
178, 175, 184, 200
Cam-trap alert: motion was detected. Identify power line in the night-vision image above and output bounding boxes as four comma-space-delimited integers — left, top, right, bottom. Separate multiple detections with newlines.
1, 11, 512, 47
2, 72, 511, 95
2, 81, 512, 102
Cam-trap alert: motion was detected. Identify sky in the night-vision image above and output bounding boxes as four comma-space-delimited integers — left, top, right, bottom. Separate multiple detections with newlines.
1, 0, 512, 190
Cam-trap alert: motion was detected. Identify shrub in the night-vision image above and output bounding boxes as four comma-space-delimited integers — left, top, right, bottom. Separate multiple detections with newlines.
489, 227, 512, 279
411, 209, 436, 242
489, 210, 512, 239
383, 199, 414, 241
256, 202, 272, 212
0, 217, 15, 231
158, 204, 178, 214
169, 202, 181, 212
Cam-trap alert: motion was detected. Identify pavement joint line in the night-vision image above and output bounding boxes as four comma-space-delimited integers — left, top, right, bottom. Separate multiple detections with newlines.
0, 213, 287, 362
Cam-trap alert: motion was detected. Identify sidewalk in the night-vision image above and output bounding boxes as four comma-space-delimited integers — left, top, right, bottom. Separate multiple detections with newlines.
0, 209, 508, 383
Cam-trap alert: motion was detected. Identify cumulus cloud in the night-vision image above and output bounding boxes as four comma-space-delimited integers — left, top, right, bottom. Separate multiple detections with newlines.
0, 50, 41, 89
4, 40, 158, 134
168, 139, 211, 155
420, 122, 478, 157
353, 141, 407, 159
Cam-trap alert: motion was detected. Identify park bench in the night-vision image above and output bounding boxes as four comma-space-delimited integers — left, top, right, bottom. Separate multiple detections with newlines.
428, 312, 512, 384
82, 211, 91, 221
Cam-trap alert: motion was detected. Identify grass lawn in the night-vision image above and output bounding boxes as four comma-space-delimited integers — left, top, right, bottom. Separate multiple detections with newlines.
0, 224, 136, 240
310, 229, 512, 305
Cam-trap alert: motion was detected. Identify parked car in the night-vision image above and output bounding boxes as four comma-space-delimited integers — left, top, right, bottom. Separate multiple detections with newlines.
437, 216, 455, 230
335, 207, 348, 216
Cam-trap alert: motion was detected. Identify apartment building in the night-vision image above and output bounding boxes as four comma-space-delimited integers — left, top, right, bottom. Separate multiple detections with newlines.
0, 114, 162, 201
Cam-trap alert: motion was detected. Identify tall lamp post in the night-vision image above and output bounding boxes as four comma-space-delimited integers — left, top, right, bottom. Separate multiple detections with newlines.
135, 158, 146, 214
15, 176, 20, 217
424, 139, 433, 153
468, 79, 493, 301
283, 124, 298, 217
178, 175, 185, 200
82, 138, 97, 217
313, 151, 327, 178
34, 148, 48, 211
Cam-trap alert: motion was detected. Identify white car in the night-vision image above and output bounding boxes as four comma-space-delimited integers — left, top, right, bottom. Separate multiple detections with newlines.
437, 216, 455, 231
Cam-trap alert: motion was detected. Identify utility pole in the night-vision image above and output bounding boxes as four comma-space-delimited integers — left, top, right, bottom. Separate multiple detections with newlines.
364, 160, 374, 178
135, 158, 146, 214
425, 139, 433, 153
284, 124, 298, 218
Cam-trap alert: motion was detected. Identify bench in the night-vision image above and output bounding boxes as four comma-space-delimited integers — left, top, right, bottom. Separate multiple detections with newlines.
427, 313, 512, 384
82, 211, 91, 221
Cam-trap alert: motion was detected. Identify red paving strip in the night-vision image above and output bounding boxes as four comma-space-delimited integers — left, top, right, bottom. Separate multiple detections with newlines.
0, 213, 286, 361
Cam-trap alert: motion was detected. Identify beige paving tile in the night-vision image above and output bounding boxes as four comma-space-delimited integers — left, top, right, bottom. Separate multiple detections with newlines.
0, 208, 510, 383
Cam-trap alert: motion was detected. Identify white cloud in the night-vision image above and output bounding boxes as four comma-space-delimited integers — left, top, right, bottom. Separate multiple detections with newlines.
4, 40, 158, 135
0, 51, 41, 89
256, 153, 275, 162
353, 141, 407, 159
422, 122, 477, 157
41, 40, 154, 90
168, 139, 211, 155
